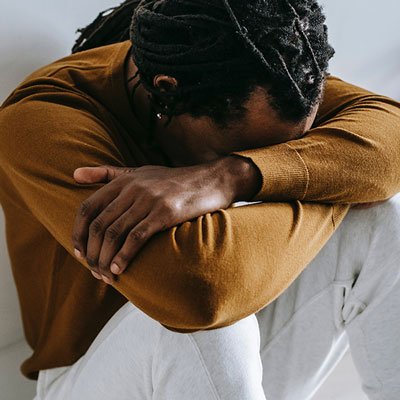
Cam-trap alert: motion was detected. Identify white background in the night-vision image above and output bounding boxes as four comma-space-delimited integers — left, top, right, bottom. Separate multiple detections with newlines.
0, 1, 399, 399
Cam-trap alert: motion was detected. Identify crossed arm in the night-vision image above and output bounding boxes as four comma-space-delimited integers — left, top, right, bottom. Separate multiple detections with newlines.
1, 75, 399, 332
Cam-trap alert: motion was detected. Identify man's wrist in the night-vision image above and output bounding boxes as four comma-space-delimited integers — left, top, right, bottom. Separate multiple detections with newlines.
219, 155, 263, 202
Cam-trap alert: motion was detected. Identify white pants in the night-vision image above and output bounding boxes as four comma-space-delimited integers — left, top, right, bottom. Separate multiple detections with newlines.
34, 195, 400, 400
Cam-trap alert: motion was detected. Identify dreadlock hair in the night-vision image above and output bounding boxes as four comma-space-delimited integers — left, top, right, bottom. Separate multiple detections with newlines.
72, 0, 335, 128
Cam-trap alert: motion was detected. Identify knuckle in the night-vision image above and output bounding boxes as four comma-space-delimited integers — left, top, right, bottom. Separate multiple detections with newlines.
140, 187, 156, 198
79, 200, 92, 217
104, 202, 116, 213
89, 218, 105, 236
128, 229, 147, 242
160, 201, 180, 221
71, 233, 82, 246
98, 260, 109, 271
164, 205, 177, 219
117, 252, 131, 264
104, 225, 122, 242
159, 198, 180, 214
158, 197, 170, 209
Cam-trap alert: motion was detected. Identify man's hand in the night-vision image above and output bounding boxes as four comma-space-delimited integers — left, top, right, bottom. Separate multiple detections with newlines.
72, 156, 261, 283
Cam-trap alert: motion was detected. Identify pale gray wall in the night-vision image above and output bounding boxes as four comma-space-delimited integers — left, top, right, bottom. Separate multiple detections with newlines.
322, 0, 400, 100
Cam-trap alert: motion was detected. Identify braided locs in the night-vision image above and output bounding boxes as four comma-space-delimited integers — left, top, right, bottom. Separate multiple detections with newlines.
72, 0, 334, 127
72, 1, 140, 53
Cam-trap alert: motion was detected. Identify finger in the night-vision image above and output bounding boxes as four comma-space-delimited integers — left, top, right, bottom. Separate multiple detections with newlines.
87, 196, 143, 279
73, 165, 136, 184
91, 270, 112, 285
110, 215, 161, 275
72, 183, 121, 259
74, 166, 110, 184
91, 270, 102, 280
97, 205, 150, 277
85, 196, 134, 279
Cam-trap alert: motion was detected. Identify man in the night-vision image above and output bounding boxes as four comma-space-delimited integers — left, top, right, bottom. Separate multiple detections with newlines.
0, 0, 399, 399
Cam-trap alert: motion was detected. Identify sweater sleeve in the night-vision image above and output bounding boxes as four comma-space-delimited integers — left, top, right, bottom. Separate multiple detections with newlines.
0, 91, 349, 332
231, 75, 400, 203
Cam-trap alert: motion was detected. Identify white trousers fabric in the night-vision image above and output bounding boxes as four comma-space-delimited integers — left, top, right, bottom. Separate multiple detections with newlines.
34, 194, 400, 400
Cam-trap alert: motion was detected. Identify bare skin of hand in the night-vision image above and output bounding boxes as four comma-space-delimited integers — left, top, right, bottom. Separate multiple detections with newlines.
71, 153, 385, 284
72, 156, 261, 284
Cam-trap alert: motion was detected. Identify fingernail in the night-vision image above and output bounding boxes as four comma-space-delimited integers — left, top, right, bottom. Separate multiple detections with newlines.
73, 169, 82, 179
74, 248, 82, 259
91, 271, 102, 280
111, 263, 121, 274
102, 276, 113, 285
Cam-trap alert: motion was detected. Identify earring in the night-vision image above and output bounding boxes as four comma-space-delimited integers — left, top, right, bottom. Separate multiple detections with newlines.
156, 103, 169, 120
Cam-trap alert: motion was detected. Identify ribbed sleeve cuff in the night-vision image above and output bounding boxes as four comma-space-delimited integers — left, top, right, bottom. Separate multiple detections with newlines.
230, 143, 310, 202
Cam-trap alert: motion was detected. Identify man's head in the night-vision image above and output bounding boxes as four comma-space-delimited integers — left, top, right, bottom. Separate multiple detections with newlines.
125, 0, 334, 163
72, 0, 334, 163
130, 0, 334, 128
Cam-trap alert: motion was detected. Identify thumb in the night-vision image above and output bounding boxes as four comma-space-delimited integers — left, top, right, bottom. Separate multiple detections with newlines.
73, 165, 129, 183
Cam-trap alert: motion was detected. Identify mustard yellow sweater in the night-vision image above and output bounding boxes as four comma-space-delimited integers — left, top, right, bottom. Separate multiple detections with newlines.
1, 40, 399, 379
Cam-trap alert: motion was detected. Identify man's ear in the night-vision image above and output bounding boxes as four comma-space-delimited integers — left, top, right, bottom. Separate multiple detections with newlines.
153, 75, 178, 92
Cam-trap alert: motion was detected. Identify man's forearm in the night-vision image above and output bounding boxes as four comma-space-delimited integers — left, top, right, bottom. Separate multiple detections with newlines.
112, 201, 349, 331
231, 76, 400, 203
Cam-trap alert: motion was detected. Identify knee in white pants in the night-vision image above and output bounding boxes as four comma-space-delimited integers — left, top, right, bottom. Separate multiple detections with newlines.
335, 194, 400, 325
40, 305, 266, 400
336, 195, 400, 399
152, 313, 266, 400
